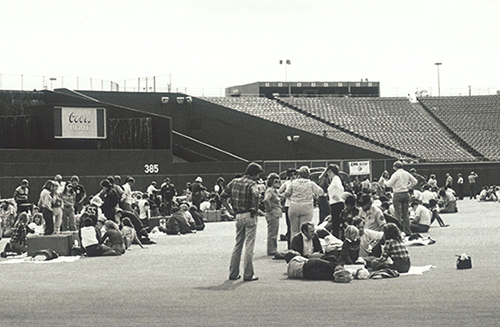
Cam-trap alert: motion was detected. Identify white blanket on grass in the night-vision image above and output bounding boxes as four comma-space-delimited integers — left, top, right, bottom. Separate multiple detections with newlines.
400, 265, 434, 276
0, 255, 81, 264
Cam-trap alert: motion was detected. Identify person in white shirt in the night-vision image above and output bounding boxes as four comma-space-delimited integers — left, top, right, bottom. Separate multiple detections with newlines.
137, 194, 150, 220
386, 161, 418, 236
409, 199, 431, 233
121, 176, 135, 212
421, 184, 437, 207
326, 164, 345, 239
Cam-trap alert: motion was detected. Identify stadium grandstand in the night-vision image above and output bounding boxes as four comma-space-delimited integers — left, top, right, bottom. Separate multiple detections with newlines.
1, 81, 500, 196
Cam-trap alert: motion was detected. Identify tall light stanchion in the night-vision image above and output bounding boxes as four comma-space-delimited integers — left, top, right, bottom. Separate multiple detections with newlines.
279, 59, 291, 96
435, 62, 442, 96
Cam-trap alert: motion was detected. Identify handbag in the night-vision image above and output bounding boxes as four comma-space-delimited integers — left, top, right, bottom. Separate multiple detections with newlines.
456, 253, 472, 269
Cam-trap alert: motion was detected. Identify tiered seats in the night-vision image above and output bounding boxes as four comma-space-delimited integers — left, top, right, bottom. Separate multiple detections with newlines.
281, 97, 476, 162
419, 95, 500, 160
200, 97, 402, 158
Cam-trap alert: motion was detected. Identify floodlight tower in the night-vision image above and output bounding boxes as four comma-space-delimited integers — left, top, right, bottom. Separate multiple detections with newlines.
435, 62, 442, 96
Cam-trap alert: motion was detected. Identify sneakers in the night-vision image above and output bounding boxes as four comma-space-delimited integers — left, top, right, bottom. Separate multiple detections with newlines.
243, 276, 259, 282
229, 275, 241, 280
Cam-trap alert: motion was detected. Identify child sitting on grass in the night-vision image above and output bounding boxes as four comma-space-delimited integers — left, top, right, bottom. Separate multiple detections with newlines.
121, 217, 144, 250
372, 223, 411, 273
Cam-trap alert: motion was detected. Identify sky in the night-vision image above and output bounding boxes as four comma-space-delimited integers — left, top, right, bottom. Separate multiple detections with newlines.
1, 0, 499, 96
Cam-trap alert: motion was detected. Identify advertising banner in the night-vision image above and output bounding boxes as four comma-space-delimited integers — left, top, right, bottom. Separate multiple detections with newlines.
54, 107, 106, 139
348, 160, 371, 176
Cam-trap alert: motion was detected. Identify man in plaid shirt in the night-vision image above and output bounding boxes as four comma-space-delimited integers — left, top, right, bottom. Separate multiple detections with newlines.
221, 162, 263, 282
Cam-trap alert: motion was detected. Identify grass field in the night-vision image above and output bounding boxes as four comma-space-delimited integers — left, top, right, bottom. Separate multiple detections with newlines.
0, 198, 499, 327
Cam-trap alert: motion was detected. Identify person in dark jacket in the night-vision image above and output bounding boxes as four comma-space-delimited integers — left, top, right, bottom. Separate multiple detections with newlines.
290, 222, 323, 258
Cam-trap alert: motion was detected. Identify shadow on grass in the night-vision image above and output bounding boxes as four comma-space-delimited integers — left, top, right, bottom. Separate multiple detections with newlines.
194, 279, 247, 291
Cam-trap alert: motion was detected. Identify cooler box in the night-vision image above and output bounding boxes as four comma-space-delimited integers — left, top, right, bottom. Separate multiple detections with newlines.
203, 210, 221, 222
27, 234, 74, 257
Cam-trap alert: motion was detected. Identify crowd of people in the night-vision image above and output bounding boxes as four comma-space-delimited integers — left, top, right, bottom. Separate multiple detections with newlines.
220, 161, 470, 282
0, 173, 235, 257
0, 162, 484, 282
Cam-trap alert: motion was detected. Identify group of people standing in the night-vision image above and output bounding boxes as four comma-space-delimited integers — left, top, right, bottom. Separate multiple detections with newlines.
221, 160, 467, 282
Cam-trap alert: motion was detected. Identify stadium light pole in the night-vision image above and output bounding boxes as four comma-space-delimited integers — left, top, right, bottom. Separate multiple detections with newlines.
435, 62, 442, 96
280, 59, 291, 96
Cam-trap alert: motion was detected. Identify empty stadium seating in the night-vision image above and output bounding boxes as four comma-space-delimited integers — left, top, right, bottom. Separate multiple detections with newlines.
419, 95, 500, 161
200, 97, 403, 158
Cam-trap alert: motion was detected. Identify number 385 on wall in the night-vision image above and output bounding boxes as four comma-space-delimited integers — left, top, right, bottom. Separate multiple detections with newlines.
144, 164, 159, 174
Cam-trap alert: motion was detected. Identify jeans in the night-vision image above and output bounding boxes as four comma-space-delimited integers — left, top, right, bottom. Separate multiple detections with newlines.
42, 207, 54, 235
229, 213, 258, 280
62, 206, 77, 231
393, 192, 410, 236
318, 196, 330, 224
53, 207, 63, 234
265, 209, 281, 255
329, 202, 344, 239
288, 202, 314, 239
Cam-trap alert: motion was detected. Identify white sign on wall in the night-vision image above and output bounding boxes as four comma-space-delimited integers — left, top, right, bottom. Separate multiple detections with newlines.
54, 107, 106, 139
348, 160, 371, 176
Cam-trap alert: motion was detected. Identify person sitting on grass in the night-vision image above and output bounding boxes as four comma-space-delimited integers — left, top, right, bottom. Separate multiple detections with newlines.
0, 199, 17, 238
79, 217, 120, 257
290, 221, 323, 258
428, 199, 449, 227
438, 188, 458, 213
409, 199, 431, 233
121, 217, 144, 250
28, 212, 45, 235
1, 212, 30, 257
338, 225, 363, 266
372, 223, 411, 273
101, 220, 125, 255
352, 217, 384, 265
357, 194, 386, 232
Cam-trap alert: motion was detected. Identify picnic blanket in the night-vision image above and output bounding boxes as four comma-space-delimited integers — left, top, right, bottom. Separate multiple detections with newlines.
400, 265, 434, 276
405, 236, 436, 246
0, 254, 81, 264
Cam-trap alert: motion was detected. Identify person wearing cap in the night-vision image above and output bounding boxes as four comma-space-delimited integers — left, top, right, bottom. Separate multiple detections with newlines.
386, 160, 418, 236
468, 171, 478, 199
278, 168, 297, 249
99, 179, 120, 221
326, 164, 345, 239
221, 162, 264, 282
121, 176, 136, 212
358, 194, 386, 232
70, 175, 87, 215
190, 177, 206, 211
409, 199, 431, 233
160, 177, 177, 215
285, 166, 325, 240
14, 179, 31, 213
